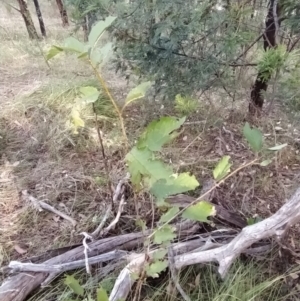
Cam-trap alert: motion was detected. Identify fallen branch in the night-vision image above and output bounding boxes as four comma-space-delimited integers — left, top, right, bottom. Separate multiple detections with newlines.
22, 190, 77, 227
7, 250, 127, 273
174, 188, 300, 277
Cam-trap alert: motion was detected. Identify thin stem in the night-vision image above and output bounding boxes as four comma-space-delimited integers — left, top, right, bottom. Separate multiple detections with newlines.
89, 60, 129, 151
93, 103, 114, 204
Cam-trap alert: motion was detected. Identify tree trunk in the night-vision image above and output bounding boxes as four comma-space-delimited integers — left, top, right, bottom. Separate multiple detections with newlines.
17, 0, 39, 39
249, 0, 281, 115
32, 0, 46, 37
56, 0, 69, 27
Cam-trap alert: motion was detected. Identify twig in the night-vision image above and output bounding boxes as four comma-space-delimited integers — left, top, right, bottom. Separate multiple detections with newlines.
102, 195, 126, 237
90, 173, 129, 238
22, 190, 77, 227
81, 232, 93, 274
168, 247, 191, 301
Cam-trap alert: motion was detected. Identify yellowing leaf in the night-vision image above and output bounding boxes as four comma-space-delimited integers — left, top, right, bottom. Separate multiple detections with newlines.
260, 159, 272, 166
88, 16, 117, 48
137, 116, 186, 151
182, 201, 216, 222
124, 81, 152, 107
213, 156, 231, 181
71, 108, 85, 134
64, 275, 84, 296
243, 122, 263, 152
153, 225, 176, 244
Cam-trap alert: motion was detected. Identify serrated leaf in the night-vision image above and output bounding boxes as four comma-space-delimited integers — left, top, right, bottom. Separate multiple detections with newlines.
46, 45, 63, 61
153, 249, 168, 260
88, 16, 117, 48
125, 146, 173, 187
260, 159, 272, 166
146, 260, 168, 278
159, 206, 179, 223
154, 225, 177, 244
79, 86, 100, 103
137, 116, 186, 151
213, 156, 231, 181
64, 275, 84, 296
90, 42, 114, 66
243, 122, 263, 152
182, 201, 216, 222
268, 143, 287, 151
64, 37, 85, 53
97, 287, 109, 301
151, 173, 199, 201
124, 81, 152, 106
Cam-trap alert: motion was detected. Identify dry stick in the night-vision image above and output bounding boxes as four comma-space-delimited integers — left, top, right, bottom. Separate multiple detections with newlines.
91, 174, 129, 238
22, 190, 77, 227
8, 251, 127, 273
81, 232, 93, 274
174, 188, 300, 277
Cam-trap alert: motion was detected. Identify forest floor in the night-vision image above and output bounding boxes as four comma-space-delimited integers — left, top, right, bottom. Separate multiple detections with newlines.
1, 2, 300, 301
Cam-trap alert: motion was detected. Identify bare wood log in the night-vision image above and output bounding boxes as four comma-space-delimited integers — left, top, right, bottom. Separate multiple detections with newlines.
174, 188, 300, 277
8, 250, 127, 273
0, 221, 198, 301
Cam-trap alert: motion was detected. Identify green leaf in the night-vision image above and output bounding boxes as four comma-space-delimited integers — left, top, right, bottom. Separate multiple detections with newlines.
137, 116, 186, 151
268, 143, 287, 151
124, 81, 152, 107
46, 45, 63, 61
151, 173, 199, 201
243, 122, 263, 152
90, 42, 114, 66
79, 86, 100, 103
159, 206, 179, 223
77, 51, 88, 59
88, 16, 117, 47
260, 159, 272, 166
64, 275, 84, 296
153, 225, 177, 244
182, 201, 216, 223
152, 249, 168, 260
125, 147, 173, 187
135, 218, 147, 231
64, 37, 86, 53
146, 260, 168, 278
97, 287, 109, 301
213, 156, 232, 181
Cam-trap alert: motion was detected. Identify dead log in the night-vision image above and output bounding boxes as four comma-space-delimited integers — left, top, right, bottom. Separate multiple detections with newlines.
109, 188, 300, 301
0, 221, 198, 301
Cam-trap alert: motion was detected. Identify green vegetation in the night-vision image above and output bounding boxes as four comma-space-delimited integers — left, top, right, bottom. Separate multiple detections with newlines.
1, 1, 300, 301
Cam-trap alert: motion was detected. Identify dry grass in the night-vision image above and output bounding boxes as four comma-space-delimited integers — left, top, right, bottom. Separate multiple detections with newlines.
1, 1, 300, 300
